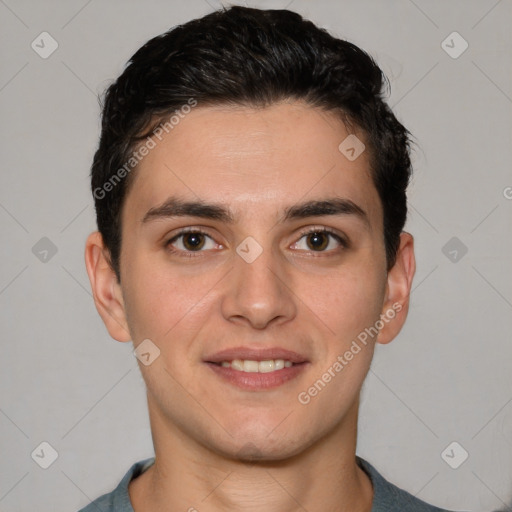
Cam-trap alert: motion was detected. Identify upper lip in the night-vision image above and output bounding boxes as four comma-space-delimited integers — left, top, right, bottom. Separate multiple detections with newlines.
204, 346, 308, 364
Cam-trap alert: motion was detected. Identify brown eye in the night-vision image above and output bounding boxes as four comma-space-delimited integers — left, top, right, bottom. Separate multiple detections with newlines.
182, 232, 206, 251
167, 230, 218, 254
306, 232, 329, 251
291, 228, 346, 253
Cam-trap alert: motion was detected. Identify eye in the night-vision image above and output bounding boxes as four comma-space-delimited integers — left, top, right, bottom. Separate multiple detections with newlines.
166, 229, 219, 254
292, 228, 346, 253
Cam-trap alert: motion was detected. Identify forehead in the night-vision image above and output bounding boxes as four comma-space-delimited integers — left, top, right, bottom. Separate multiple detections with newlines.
123, 101, 382, 226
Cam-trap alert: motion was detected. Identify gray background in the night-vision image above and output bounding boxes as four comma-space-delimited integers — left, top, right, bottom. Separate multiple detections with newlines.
0, 0, 511, 510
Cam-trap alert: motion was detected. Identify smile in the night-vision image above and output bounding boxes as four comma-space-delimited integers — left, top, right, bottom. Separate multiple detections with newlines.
219, 359, 293, 373
204, 347, 309, 390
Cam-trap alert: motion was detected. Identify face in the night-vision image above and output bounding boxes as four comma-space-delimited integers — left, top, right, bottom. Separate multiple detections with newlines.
86, 100, 414, 461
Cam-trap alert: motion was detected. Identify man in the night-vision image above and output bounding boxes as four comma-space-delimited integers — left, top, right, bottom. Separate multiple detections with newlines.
82, 6, 461, 511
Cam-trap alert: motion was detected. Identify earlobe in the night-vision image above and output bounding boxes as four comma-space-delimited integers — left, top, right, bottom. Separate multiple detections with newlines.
84, 231, 131, 342
377, 232, 416, 345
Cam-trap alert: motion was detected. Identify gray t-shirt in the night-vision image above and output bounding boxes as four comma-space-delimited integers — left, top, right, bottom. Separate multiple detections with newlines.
77, 456, 458, 511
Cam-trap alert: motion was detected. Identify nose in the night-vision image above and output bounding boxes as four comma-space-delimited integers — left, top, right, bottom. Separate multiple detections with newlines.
220, 244, 297, 330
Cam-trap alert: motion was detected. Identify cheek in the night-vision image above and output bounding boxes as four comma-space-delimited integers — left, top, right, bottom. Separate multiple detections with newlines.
305, 264, 386, 345
122, 256, 220, 345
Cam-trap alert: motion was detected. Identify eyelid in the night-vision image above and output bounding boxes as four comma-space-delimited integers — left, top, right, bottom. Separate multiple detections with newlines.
167, 226, 211, 237
296, 225, 344, 236
291, 225, 349, 252
165, 227, 221, 257
164, 225, 349, 257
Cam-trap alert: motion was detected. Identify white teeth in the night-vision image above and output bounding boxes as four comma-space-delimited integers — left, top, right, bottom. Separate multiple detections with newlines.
243, 360, 259, 372
274, 359, 285, 370
220, 359, 294, 373
258, 360, 275, 373
231, 359, 244, 371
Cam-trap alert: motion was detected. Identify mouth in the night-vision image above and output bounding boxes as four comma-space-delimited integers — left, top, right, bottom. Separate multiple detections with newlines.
216, 359, 294, 373
204, 347, 309, 390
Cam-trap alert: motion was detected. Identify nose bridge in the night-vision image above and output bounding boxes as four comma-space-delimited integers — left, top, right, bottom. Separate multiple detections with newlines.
221, 237, 296, 328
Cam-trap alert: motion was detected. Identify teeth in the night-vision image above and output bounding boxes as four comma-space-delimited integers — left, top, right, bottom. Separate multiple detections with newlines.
220, 359, 294, 373
243, 360, 259, 372
258, 360, 275, 373
275, 359, 285, 370
231, 359, 244, 371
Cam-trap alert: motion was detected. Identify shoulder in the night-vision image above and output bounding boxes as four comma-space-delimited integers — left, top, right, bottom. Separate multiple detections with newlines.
357, 457, 463, 512
76, 457, 155, 512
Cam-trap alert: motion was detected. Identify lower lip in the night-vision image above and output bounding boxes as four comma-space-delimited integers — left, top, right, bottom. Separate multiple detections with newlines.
205, 362, 309, 390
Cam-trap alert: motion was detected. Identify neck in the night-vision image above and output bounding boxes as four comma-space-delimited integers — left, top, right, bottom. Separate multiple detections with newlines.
129, 398, 373, 512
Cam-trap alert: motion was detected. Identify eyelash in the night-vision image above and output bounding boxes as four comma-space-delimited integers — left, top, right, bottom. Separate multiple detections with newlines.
165, 226, 348, 258
165, 228, 217, 258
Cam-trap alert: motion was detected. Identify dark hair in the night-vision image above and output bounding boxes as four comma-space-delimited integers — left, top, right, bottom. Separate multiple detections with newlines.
91, 6, 412, 281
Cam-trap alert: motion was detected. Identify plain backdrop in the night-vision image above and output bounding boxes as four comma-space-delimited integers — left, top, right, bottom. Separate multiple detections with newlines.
0, 1, 511, 511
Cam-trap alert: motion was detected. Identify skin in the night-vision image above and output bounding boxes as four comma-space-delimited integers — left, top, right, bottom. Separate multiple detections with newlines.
85, 100, 415, 512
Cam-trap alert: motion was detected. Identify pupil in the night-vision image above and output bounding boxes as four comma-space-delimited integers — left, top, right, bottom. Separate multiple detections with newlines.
308, 232, 328, 251
184, 233, 205, 250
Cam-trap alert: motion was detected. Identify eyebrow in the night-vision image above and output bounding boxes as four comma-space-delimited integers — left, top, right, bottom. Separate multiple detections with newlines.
142, 196, 369, 226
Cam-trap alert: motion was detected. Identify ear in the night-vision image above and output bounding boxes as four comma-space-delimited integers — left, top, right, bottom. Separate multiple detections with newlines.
377, 232, 416, 345
84, 231, 131, 342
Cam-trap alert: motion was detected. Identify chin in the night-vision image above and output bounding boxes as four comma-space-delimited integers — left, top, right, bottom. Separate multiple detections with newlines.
209, 422, 315, 463
219, 440, 305, 463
